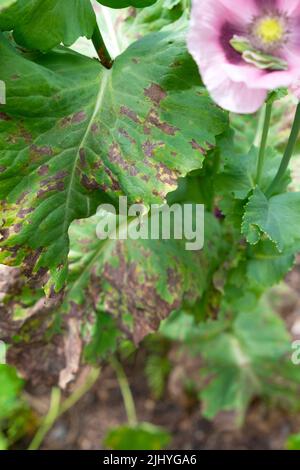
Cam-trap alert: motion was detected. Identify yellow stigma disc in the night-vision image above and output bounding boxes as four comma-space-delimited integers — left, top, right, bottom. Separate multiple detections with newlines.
255, 17, 284, 44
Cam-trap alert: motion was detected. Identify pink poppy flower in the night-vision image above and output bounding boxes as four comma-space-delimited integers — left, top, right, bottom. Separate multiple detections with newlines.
290, 79, 300, 100
187, 0, 300, 113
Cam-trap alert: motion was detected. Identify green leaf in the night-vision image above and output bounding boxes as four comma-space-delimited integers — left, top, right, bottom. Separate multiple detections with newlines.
162, 307, 300, 423
145, 354, 170, 398
215, 131, 290, 232
98, 0, 157, 9
246, 240, 295, 289
0, 0, 96, 52
0, 364, 30, 449
0, 0, 16, 12
104, 422, 171, 450
84, 311, 120, 361
122, 0, 186, 41
160, 309, 197, 341
216, 132, 290, 200
267, 88, 288, 105
0, 32, 227, 291
197, 310, 295, 422
242, 187, 300, 252
286, 433, 300, 450
0, 364, 24, 420
0, 432, 8, 450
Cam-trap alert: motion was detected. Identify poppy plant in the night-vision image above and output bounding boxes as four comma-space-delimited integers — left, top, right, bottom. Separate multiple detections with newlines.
290, 79, 300, 100
188, 0, 300, 113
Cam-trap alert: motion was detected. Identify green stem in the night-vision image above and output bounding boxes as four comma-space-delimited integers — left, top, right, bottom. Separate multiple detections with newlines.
254, 107, 266, 148
28, 367, 100, 450
209, 148, 220, 212
28, 388, 61, 451
59, 367, 100, 415
92, 24, 113, 69
110, 357, 137, 426
266, 102, 300, 197
256, 102, 273, 185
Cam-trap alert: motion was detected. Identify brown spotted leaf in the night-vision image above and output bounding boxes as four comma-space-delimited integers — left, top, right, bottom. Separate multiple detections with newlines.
0, 211, 223, 378
0, 264, 82, 388
63, 212, 224, 346
0, 31, 228, 291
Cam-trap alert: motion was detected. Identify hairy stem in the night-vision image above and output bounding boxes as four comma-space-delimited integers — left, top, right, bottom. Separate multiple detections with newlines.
111, 357, 137, 426
266, 102, 300, 197
256, 102, 273, 185
254, 107, 266, 148
92, 24, 113, 69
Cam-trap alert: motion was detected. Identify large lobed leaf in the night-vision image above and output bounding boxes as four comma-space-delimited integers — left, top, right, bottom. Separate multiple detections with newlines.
198, 310, 300, 422
0, 31, 228, 291
162, 307, 300, 422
